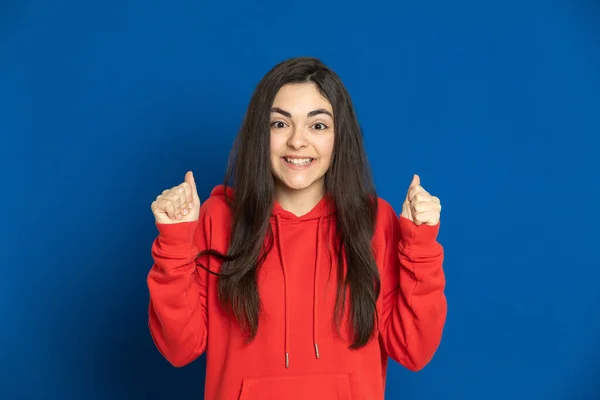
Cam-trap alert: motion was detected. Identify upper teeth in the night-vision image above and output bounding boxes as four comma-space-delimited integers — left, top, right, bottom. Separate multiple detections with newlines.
285, 158, 312, 165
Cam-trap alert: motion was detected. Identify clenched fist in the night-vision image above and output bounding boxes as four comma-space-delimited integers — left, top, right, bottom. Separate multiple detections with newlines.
401, 174, 441, 226
151, 171, 201, 224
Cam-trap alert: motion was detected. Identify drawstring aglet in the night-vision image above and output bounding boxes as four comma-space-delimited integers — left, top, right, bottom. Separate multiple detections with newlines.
314, 343, 320, 359
285, 352, 289, 368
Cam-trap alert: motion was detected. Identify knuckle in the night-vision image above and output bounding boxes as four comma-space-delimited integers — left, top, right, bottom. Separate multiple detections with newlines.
416, 193, 429, 201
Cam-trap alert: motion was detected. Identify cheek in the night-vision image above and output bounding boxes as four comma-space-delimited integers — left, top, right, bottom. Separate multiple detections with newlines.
270, 133, 284, 156
318, 135, 335, 159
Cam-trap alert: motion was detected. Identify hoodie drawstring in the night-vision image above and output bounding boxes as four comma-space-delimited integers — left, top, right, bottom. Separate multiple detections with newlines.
274, 214, 324, 369
275, 215, 290, 368
313, 217, 322, 360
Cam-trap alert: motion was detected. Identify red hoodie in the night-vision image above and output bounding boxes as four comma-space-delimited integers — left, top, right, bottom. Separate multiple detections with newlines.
147, 185, 446, 400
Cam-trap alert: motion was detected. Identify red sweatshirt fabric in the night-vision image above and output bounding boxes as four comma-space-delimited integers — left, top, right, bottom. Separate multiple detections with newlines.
147, 185, 447, 400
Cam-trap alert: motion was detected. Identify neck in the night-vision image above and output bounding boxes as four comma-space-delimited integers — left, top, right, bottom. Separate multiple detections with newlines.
274, 181, 325, 217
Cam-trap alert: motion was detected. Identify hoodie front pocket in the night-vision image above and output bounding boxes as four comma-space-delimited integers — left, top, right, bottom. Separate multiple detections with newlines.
238, 373, 352, 400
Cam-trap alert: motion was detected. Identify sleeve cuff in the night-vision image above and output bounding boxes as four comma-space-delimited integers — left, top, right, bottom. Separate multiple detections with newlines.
398, 215, 440, 249
155, 220, 199, 249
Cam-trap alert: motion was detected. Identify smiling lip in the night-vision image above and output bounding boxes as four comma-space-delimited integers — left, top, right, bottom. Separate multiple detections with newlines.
281, 156, 315, 169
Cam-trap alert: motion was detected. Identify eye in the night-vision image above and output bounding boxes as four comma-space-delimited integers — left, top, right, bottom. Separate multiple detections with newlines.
270, 121, 287, 129
312, 123, 329, 130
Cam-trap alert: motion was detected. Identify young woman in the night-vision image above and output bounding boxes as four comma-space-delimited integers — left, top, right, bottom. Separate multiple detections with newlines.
147, 57, 447, 400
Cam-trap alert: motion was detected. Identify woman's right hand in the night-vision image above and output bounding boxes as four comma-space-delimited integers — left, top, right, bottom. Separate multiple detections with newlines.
151, 171, 201, 224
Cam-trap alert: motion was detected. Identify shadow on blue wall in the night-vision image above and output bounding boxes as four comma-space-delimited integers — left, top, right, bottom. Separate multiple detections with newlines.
59, 92, 232, 398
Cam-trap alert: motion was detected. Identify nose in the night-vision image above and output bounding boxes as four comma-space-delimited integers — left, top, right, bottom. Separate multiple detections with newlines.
287, 126, 308, 149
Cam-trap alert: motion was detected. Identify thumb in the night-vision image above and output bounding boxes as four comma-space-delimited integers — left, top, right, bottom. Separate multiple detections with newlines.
410, 174, 420, 188
405, 174, 420, 200
185, 171, 199, 198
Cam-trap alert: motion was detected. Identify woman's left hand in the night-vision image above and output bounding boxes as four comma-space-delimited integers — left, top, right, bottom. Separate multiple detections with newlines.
400, 174, 442, 226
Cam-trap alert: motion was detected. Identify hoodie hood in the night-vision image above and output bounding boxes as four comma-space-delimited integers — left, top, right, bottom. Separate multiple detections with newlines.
208, 184, 335, 368
209, 184, 336, 220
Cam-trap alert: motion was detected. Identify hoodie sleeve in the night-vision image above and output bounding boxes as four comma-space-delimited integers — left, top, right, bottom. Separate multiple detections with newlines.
379, 206, 447, 371
146, 205, 212, 367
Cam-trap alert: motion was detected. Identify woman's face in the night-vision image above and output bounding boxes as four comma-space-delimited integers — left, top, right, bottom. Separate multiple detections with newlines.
269, 82, 335, 198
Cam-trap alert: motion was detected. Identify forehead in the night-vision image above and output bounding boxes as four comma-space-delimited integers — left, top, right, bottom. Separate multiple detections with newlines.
272, 83, 333, 112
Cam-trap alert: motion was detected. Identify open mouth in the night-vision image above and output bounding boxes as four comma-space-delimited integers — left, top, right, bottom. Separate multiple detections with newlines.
282, 157, 314, 166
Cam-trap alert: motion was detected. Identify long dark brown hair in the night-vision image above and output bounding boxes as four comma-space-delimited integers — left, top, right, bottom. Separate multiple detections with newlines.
198, 56, 380, 349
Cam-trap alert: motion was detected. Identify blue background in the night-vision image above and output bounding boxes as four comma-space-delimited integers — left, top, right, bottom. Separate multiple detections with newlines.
1, 0, 599, 399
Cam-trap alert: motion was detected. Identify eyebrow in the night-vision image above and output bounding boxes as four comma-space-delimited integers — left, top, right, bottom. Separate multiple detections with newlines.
271, 107, 333, 119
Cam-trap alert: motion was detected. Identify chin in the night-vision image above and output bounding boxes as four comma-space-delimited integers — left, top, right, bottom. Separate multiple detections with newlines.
276, 175, 324, 192
281, 180, 315, 191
